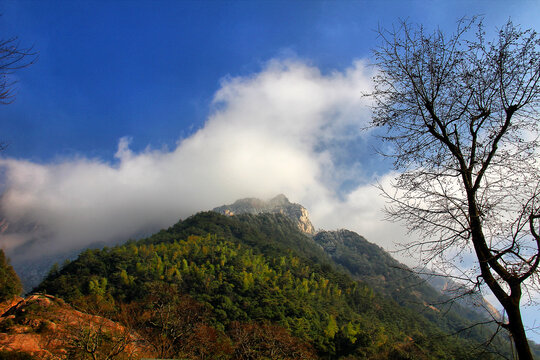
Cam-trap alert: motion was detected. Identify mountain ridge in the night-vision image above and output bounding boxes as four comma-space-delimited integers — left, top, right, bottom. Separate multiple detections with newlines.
211, 195, 500, 324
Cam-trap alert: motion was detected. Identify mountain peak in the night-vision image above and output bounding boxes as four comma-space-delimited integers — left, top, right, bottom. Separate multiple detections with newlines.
268, 193, 289, 205
212, 195, 315, 235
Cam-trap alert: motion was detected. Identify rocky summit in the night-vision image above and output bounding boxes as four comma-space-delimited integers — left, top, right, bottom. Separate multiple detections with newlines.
213, 194, 315, 234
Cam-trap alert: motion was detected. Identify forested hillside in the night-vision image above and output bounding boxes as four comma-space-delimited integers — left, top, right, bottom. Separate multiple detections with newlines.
312, 230, 495, 331
35, 212, 511, 359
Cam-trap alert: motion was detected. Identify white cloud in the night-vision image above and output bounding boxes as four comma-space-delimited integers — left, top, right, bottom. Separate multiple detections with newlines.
0, 59, 406, 263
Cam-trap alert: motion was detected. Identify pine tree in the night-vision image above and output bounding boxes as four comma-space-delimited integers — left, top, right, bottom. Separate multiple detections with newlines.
0, 249, 23, 301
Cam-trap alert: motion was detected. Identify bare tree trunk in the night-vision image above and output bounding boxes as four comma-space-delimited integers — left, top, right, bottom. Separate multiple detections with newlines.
506, 295, 533, 360
468, 193, 534, 360
475, 244, 534, 359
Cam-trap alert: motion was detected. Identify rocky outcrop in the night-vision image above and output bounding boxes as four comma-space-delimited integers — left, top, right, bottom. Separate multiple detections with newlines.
213, 194, 315, 235
0, 294, 150, 359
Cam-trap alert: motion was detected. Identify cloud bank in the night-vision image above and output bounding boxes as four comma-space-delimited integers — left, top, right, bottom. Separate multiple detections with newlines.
0, 59, 409, 262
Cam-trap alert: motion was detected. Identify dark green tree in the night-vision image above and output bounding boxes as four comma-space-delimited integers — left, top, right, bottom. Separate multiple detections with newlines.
0, 249, 23, 301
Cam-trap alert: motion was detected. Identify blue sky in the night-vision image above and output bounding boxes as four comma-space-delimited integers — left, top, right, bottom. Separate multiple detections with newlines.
1, 0, 540, 341
2, 0, 537, 162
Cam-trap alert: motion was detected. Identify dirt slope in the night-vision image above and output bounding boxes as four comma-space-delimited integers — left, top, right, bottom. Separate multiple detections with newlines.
0, 294, 149, 359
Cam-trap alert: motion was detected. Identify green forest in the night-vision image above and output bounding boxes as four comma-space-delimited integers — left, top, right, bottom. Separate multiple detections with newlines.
35, 212, 515, 359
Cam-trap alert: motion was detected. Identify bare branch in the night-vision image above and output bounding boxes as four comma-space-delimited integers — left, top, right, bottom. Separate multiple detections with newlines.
371, 17, 540, 360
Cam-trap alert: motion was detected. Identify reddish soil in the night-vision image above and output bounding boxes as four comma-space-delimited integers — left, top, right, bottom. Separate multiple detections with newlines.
0, 294, 150, 359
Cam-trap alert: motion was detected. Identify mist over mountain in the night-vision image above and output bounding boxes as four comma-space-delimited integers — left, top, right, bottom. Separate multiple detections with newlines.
1, 194, 536, 358
1, 2, 539, 357
0, 61, 421, 298
0, 214, 157, 292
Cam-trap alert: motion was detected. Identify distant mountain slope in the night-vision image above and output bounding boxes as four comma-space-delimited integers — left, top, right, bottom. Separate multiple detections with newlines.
313, 230, 473, 311
35, 211, 497, 359
416, 268, 501, 320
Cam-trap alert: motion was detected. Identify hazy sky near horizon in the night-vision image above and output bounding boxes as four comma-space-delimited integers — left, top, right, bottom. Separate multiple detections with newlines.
1, 0, 539, 338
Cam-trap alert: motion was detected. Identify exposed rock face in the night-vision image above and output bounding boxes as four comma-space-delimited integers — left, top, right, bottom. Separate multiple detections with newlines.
213, 194, 315, 235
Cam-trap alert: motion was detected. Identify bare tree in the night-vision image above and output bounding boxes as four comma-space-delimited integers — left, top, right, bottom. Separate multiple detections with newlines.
370, 17, 540, 359
0, 36, 35, 104
65, 318, 136, 360
1, 21, 37, 151
122, 283, 210, 359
